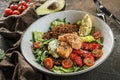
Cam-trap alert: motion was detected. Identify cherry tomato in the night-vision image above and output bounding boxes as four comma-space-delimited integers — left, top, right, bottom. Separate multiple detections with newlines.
83, 55, 95, 66
92, 30, 102, 39
4, 8, 13, 16
44, 58, 54, 69
12, 10, 20, 15
92, 49, 103, 58
19, 1, 28, 9
18, 5, 26, 13
33, 41, 41, 49
19, 1, 27, 6
10, 4, 18, 10
62, 59, 73, 69
25, 3, 29, 9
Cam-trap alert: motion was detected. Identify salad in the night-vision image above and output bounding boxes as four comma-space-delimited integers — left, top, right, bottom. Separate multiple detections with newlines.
31, 14, 103, 73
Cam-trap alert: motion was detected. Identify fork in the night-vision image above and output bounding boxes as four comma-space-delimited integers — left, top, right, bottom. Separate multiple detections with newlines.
93, 0, 120, 25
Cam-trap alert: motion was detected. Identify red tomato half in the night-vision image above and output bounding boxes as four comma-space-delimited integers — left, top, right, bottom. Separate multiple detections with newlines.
62, 59, 73, 69
44, 58, 54, 69
92, 30, 102, 39
33, 41, 41, 49
92, 49, 103, 58
83, 55, 95, 66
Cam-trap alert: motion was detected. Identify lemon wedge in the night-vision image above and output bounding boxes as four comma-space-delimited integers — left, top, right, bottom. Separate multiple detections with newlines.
79, 14, 93, 36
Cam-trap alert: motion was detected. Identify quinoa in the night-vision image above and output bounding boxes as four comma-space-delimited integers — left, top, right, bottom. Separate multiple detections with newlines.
42, 24, 79, 39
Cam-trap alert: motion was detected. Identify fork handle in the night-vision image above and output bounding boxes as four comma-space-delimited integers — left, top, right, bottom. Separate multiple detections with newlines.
112, 15, 120, 25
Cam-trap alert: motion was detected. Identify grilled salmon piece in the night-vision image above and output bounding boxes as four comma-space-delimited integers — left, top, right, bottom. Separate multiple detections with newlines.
58, 32, 82, 50
57, 42, 72, 58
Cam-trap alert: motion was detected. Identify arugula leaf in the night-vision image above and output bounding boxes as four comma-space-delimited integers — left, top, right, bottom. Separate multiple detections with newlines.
33, 31, 44, 42
73, 65, 80, 72
50, 18, 66, 30
35, 50, 48, 65
51, 66, 73, 73
95, 38, 103, 46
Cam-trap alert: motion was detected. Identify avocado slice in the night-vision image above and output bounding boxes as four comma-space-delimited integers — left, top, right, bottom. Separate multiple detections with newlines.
36, 0, 65, 15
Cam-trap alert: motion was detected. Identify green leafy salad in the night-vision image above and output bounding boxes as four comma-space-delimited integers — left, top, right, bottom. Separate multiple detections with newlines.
31, 14, 104, 74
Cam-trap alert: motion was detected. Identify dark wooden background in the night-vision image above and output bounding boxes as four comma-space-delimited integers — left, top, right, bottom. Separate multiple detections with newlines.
0, 0, 120, 80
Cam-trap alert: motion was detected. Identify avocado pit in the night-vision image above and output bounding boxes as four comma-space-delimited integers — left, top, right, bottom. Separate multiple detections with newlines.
47, 2, 59, 10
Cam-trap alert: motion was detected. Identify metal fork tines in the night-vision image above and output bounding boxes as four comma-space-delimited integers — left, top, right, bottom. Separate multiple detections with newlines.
93, 0, 107, 22
93, 0, 120, 25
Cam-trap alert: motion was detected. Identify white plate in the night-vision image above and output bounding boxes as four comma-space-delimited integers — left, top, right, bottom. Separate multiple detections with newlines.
21, 10, 114, 76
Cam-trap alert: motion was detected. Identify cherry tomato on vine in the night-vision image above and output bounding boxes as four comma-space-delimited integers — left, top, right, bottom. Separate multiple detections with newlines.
10, 4, 18, 10
25, 3, 29, 9
12, 10, 20, 15
19, 1, 28, 9
19, 1, 27, 6
18, 5, 26, 13
4, 8, 13, 16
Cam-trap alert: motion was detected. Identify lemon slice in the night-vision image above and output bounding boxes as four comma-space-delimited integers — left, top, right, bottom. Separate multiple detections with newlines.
79, 14, 93, 36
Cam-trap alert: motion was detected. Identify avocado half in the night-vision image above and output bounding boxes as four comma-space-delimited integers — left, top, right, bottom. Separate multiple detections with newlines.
36, 0, 65, 15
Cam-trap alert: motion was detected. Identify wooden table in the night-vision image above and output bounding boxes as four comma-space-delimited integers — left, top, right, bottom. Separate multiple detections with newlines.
0, 0, 120, 80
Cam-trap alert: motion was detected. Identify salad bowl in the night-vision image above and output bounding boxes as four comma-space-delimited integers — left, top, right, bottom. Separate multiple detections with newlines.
21, 10, 114, 76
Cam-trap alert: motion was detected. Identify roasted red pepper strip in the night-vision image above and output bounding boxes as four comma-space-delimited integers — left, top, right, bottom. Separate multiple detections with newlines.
73, 49, 91, 58
70, 53, 83, 67
82, 42, 102, 50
